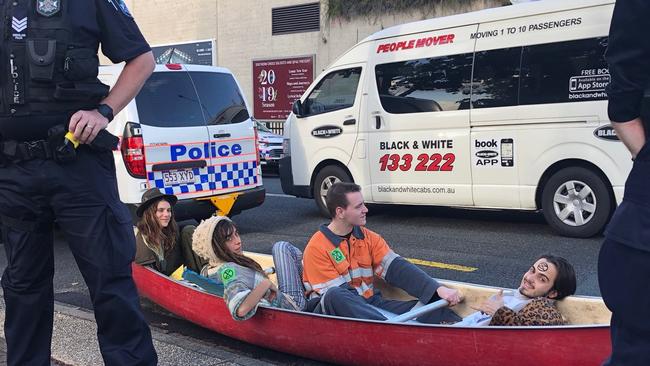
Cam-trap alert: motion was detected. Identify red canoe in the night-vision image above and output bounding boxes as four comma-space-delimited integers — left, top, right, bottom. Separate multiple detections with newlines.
132, 263, 611, 366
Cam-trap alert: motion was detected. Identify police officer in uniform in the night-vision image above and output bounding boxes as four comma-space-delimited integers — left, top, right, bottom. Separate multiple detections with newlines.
598, 0, 650, 364
0, 0, 156, 365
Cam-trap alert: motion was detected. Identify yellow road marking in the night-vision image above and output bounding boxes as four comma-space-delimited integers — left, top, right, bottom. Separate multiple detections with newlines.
406, 258, 477, 272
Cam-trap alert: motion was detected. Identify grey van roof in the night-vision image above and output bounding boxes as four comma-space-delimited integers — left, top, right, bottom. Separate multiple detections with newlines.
361, 0, 614, 43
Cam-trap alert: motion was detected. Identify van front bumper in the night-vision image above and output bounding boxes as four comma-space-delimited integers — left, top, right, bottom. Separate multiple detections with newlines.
279, 156, 310, 198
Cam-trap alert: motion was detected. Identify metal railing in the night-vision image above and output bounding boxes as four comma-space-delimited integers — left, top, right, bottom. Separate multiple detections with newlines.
260, 121, 285, 135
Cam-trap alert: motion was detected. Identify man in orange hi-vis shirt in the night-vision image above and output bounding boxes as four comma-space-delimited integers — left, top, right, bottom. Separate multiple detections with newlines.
302, 182, 462, 322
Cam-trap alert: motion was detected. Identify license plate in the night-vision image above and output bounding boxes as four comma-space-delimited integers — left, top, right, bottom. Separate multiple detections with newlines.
162, 169, 195, 186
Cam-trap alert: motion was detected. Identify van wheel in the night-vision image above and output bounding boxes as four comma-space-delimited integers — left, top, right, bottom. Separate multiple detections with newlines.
313, 166, 352, 217
541, 167, 612, 238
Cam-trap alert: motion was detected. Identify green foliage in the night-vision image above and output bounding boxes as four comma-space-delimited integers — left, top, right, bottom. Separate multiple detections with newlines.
325, 0, 509, 20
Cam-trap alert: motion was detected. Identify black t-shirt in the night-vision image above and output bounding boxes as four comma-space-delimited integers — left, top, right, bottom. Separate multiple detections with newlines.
0, 0, 151, 141
338, 230, 353, 240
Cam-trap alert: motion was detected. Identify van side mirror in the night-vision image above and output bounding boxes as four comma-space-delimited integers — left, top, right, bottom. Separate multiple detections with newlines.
292, 100, 304, 118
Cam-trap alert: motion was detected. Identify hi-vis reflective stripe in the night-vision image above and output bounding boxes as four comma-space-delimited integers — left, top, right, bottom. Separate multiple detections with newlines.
378, 250, 400, 278
303, 282, 313, 292
311, 273, 352, 292
354, 281, 373, 296
349, 267, 374, 279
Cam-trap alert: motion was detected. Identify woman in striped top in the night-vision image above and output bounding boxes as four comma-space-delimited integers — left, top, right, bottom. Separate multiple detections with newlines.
192, 216, 306, 320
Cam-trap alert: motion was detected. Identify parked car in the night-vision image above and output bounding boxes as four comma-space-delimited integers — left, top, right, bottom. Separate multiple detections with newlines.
99, 63, 265, 222
255, 120, 284, 168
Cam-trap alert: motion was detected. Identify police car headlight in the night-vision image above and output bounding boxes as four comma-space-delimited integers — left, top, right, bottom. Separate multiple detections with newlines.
282, 138, 290, 156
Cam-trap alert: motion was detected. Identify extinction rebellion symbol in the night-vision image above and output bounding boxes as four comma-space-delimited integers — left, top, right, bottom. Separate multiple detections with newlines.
330, 248, 346, 264
221, 268, 237, 285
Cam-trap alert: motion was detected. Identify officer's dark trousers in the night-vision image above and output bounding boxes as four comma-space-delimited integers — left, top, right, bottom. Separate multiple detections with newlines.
599, 239, 650, 366
0, 148, 157, 366
598, 143, 650, 366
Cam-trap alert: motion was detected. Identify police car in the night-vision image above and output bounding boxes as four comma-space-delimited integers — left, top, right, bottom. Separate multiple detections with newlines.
99, 64, 265, 221
255, 120, 284, 168
281, 0, 627, 238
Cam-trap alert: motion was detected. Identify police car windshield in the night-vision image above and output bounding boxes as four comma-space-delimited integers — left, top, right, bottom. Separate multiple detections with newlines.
136, 72, 206, 127
190, 72, 250, 125
135, 71, 250, 128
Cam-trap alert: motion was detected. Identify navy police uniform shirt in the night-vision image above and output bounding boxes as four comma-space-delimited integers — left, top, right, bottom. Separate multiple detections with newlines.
82, 0, 151, 64
0, 0, 150, 141
605, 0, 650, 123
604, 0, 650, 252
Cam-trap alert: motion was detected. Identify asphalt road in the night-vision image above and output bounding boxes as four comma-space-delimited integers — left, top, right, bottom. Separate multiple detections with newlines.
252, 172, 602, 297
0, 170, 604, 364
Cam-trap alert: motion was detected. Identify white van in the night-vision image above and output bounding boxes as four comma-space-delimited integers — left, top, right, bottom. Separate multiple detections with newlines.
99, 64, 265, 221
280, 0, 626, 238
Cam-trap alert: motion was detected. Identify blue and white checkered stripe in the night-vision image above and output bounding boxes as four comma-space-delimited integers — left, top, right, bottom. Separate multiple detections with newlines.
148, 161, 258, 195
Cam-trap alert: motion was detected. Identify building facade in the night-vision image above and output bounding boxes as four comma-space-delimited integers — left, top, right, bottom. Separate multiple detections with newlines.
121, 0, 508, 125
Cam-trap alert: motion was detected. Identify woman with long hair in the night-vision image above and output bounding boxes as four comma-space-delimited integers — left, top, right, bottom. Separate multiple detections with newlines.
134, 188, 205, 275
192, 215, 306, 320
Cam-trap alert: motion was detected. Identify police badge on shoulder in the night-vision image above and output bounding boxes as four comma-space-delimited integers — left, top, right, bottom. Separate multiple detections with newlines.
36, 0, 61, 17
106, 0, 133, 18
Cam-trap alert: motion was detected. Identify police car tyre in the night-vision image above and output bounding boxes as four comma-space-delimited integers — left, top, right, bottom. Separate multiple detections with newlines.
313, 165, 352, 217
541, 167, 612, 238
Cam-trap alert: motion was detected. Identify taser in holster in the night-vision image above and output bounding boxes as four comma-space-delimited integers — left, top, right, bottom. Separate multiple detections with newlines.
62, 129, 119, 152
64, 131, 80, 148
50, 125, 119, 163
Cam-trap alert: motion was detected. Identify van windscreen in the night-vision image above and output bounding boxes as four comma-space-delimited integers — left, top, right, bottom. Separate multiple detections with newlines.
135, 72, 207, 127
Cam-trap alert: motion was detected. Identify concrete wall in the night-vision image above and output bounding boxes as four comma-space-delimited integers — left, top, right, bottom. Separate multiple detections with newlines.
118, 0, 506, 118
125, 0, 218, 47
215, 0, 321, 111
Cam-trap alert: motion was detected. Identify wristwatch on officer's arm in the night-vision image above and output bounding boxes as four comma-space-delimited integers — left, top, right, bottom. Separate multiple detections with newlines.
96, 103, 114, 122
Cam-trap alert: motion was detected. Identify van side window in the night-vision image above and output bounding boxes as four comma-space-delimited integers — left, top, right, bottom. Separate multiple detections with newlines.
190, 72, 250, 125
519, 37, 609, 105
304, 68, 362, 116
375, 54, 473, 114
135, 72, 206, 127
472, 47, 522, 109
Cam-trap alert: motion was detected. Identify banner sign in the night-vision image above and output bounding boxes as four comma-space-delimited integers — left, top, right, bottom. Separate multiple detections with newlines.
253, 55, 314, 120
152, 40, 214, 66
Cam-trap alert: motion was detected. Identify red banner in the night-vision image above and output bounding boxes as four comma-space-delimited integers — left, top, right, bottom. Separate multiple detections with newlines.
252, 56, 314, 120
